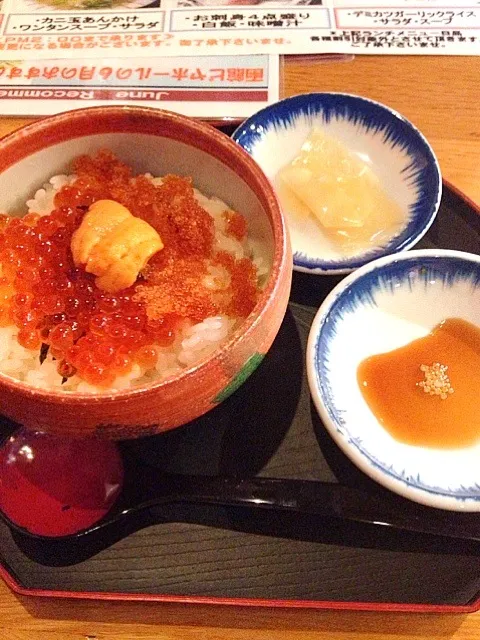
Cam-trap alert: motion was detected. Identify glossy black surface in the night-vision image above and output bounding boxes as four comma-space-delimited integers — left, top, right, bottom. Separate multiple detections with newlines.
2, 429, 480, 547
1, 184, 480, 606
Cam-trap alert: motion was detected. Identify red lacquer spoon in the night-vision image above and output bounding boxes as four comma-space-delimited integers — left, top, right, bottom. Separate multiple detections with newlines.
1, 428, 480, 545
0, 428, 123, 537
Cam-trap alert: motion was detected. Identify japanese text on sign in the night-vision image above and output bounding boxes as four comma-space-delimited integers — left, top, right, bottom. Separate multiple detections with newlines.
6, 12, 165, 35
0, 0, 478, 58
0, 54, 279, 119
335, 8, 479, 29
0, 62, 265, 83
170, 8, 329, 31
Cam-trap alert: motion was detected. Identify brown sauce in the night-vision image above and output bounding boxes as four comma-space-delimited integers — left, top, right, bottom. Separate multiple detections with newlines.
357, 318, 480, 449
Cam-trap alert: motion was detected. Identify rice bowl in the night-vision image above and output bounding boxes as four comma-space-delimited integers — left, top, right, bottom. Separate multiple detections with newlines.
0, 106, 291, 438
0, 152, 269, 394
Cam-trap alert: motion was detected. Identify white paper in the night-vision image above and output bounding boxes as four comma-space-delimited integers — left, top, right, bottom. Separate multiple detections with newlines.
0, 54, 279, 118
0, 0, 478, 59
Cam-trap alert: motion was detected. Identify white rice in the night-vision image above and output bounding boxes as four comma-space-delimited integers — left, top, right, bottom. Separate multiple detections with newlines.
0, 174, 269, 393
25, 174, 77, 217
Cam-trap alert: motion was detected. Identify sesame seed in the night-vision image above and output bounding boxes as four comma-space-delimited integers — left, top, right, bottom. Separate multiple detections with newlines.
417, 363, 454, 400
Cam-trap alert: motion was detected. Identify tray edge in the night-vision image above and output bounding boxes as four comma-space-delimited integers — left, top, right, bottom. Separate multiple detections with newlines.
1, 180, 479, 613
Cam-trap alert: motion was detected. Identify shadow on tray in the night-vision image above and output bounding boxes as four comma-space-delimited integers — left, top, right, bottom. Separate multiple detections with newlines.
12, 490, 480, 568
5, 259, 480, 565
127, 306, 304, 477
11, 299, 480, 566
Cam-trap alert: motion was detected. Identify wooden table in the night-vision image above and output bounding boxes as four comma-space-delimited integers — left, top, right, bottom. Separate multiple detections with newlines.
0, 55, 479, 640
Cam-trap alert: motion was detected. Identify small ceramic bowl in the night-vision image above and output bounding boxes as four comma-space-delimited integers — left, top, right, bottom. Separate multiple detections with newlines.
0, 106, 292, 439
233, 93, 442, 275
307, 249, 480, 512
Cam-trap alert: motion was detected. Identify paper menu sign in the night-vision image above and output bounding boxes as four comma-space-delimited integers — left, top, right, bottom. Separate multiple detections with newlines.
0, 0, 478, 59
0, 54, 279, 118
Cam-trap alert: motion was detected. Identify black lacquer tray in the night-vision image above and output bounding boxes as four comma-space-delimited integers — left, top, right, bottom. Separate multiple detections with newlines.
1, 182, 480, 612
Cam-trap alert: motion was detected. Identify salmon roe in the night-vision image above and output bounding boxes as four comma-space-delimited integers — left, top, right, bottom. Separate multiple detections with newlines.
0, 151, 260, 387
223, 210, 248, 242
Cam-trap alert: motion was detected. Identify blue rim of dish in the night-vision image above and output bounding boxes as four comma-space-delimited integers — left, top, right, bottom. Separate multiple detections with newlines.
233, 93, 442, 274
308, 250, 480, 507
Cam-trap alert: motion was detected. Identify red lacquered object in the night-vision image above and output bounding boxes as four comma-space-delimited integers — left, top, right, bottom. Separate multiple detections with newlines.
0, 429, 123, 537
0, 106, 291, 440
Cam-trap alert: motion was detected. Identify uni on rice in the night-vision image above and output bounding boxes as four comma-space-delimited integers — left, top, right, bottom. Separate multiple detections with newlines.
0, 150, 268, 393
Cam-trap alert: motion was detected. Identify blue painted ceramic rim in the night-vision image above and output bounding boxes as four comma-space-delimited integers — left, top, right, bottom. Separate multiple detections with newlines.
233, 93, 442, 274
310, 251, 480, 504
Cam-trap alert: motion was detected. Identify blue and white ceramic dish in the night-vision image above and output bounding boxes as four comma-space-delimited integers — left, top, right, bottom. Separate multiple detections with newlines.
306, 249, 480, 511
233, 93, 442, 275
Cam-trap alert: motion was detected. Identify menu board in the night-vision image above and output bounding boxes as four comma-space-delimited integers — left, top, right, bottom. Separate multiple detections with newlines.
0, 54, 279, 118
0, 0, 478, 60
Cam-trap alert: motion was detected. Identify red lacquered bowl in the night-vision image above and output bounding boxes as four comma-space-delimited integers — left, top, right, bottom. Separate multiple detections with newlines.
0, 107, 292, 439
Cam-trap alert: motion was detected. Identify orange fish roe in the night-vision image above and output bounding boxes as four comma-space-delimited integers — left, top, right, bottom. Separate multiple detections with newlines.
223, 210, 248, 242
213, 251, 259, 318
135, 256, 219, 322
0, 151, 260, 388
74, 151, 215, 261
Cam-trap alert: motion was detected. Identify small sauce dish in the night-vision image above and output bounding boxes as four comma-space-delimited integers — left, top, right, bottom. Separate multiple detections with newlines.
234, 93, 442, 275
307, 249, 480, 511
